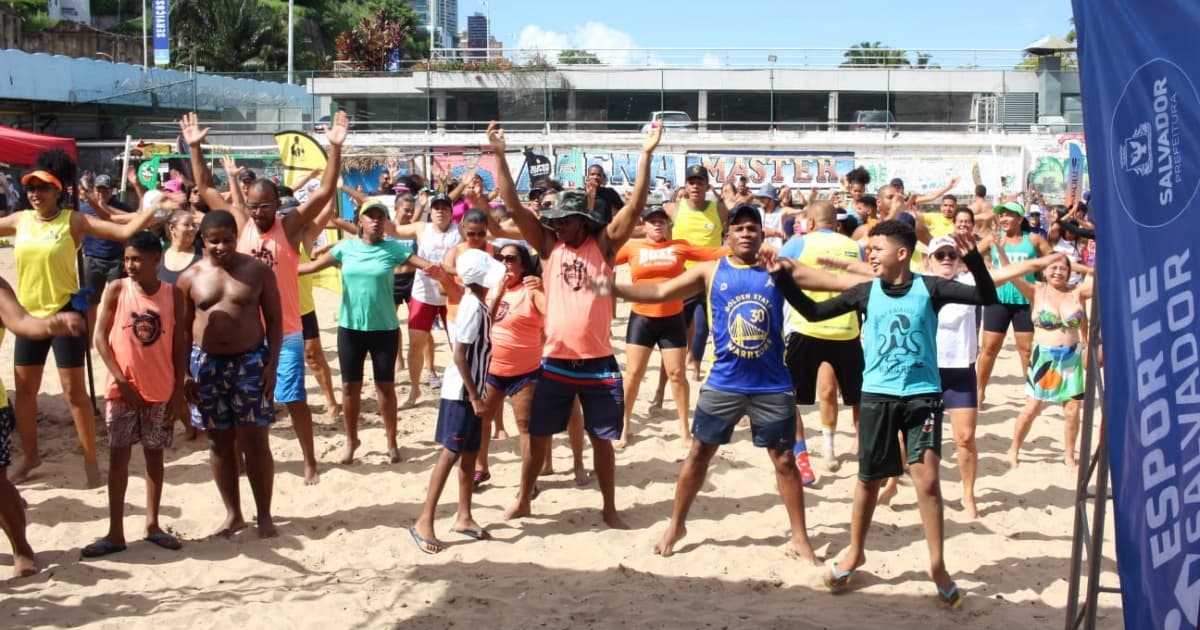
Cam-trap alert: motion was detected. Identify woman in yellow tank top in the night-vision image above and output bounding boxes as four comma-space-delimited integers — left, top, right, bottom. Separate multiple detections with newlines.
0, 150, 158, 487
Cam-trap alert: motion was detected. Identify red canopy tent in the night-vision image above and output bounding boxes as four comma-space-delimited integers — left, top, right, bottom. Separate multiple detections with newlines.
0, 124, 78, 167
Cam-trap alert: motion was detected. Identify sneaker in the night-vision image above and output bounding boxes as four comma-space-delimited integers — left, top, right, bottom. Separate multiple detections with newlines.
428, 373, 442, 389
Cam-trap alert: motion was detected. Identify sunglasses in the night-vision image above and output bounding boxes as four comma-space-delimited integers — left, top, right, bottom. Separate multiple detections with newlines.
495, 254, 520, 263
933, 250, 959, 261
246, 202, 276, 212
464, 230, 487, 238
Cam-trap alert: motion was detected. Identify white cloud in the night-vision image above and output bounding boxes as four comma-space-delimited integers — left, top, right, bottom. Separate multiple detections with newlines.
515, 22, 658, 66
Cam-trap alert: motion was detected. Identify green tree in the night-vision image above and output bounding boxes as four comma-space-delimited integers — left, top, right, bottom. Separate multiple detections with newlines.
558, 49, 600, 65
913, 52, 940, 69
171, 0, 288, 71
840, 41, 910, 68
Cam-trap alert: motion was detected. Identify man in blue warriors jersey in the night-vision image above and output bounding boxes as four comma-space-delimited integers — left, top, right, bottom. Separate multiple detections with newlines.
599, 204, 849, 564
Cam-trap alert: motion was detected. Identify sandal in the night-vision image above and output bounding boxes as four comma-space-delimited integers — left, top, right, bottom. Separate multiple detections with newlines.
937, 583, 964, 609
473, 470, 491, 488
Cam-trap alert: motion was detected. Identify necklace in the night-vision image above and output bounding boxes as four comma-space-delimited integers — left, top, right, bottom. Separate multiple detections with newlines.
35, 207, 63, 222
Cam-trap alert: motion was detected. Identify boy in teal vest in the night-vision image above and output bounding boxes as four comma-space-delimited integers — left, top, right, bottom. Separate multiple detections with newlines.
780, 220, 996, 608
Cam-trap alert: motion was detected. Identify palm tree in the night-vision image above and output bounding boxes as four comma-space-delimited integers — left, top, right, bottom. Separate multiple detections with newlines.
913, 52, 940, 69
841, 41, 910, 68
172, 0, 288, 72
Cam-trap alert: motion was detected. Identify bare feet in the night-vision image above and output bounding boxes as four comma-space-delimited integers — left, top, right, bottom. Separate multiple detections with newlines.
786, 537, 820, 565
1064, 457, 1079, 474
653, 523, 687, 556
962, 497, 980, 520
574, 466, 591, 487
878, 481, 898, 507
84, 461, 103, 489
402, 389, 421, 409
613, 438, 628, 451
13, 551, 38, 578
328, 404, 342, 422
602, 508, 629, 529
494, 428, 510, 440
257, 516, 278, 538
503, 501, 532, 520
387, 447, 403, 464
211, 514, 247, 538
339, 438, 361, 465
9, 456, 40, 483
1006, 449, 1020, 470
649, 395, 663, 410
539, 462, 554, 476
303, 460, 320, 486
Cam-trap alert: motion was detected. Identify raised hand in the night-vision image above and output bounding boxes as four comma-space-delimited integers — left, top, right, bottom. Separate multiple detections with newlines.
953, 232, 976, 257
523, 275, 543, 292
642, 121, 664, 154
219, 155, 239, 177
178, 112, 209, 147
325, 110, 350, 146
486, 120, 506, 152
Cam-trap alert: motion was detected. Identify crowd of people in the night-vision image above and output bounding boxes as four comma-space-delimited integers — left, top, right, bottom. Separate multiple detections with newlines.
0, 114, 1098, 610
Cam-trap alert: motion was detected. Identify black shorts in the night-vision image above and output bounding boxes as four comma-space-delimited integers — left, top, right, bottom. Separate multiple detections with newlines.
336, 327, 399, 383
301, 311, 320, 341
982, 303, 1033, 334
13, 305, 87, 368
626, 312, 687, 349
393, 272, 415, 306
784, 333, 864, 406
857, 394, 944, 481
435, 399, 483, 453
82, 255, 122, 305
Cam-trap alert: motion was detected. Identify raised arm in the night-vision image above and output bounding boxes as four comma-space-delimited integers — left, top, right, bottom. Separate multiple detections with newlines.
286, 111, 349, 240
930, 233, 999, 307
602, 123, 663, 251
179, 112, 246, 227
75, 202, 157, 242
990, 252, 1067, 285
487, 121, 552, 252
298, 251, 339, 275
915, 177, 959, 204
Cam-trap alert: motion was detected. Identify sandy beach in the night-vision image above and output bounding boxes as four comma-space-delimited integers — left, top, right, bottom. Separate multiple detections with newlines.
0, 247, 1123, 629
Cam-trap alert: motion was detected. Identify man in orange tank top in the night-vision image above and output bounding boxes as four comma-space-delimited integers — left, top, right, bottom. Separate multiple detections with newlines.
488, 120, 662, 529
84, 232, 186, 558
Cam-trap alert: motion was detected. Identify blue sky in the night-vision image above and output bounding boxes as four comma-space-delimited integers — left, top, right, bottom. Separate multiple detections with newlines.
463, 0, 1074, 66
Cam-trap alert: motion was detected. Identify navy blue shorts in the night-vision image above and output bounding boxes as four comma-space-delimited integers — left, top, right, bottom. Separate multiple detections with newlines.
939, 365, 978, 409
486, 368, 540, 397
435, 398, 483, 453
692, 385, 796, 451
528, 356, 623, 440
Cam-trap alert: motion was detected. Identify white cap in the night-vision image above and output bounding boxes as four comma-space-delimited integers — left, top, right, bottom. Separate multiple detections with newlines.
929, 236, 957, 253
456, 248, 506, 289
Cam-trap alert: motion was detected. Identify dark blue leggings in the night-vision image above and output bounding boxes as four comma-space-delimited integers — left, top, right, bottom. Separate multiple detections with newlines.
683, 294, 708, 364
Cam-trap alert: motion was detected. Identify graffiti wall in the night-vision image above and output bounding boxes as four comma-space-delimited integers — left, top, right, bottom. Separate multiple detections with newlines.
1026, 133, 1090, 203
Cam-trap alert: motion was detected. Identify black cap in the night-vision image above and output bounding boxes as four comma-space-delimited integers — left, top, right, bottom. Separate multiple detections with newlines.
685, 164, 708, 181
641, 204, 669, 220
429, 193, 453, 207
239, 169, 257, 182
729, 203, 762, 225
889, 177, 905, 190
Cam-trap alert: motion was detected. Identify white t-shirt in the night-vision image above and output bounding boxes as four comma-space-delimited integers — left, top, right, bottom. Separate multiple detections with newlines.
936, 272, 978, 368
412, 222, 461, 305
440, 292, 491, 402
761, 207, 784, 249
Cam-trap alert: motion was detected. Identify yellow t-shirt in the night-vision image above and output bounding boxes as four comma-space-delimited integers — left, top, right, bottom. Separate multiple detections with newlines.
923, 212, 955, 238
673, 198, 723, 268
786, 230, 863, 340
14, 210, 78, 318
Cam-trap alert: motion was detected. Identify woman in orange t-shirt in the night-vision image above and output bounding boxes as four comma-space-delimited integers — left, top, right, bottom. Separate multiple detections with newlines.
614, 205, 726, 449
476, 243, 547, 484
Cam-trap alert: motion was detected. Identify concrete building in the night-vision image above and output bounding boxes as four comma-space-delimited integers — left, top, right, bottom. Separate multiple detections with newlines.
466, 12, 488, 59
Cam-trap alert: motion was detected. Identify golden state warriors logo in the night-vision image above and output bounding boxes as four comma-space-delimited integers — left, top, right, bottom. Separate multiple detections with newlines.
724, 293, 771, 358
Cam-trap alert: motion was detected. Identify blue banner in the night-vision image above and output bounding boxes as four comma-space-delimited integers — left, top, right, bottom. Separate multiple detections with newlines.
1071, 2, 1200, 629
152, 0, 169, 66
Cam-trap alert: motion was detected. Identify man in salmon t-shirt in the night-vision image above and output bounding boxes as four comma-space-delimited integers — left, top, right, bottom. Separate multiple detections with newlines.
488, 120, 662, 529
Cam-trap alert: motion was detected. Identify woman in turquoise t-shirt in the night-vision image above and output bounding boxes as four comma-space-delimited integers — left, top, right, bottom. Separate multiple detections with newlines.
302, 200, 442, 464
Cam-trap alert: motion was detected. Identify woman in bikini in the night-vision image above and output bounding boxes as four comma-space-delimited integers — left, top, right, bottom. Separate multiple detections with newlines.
1005, 254, 1093, 470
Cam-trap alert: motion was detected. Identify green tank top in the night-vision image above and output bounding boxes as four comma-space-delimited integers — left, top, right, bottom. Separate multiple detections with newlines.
991, 233, 1037, 305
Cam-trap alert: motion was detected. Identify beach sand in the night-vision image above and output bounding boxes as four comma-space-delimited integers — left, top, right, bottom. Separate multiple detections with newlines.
0, 248, 1122, 629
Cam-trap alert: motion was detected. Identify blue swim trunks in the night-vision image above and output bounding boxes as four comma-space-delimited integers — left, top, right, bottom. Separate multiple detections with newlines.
274, 332, 307, 404
189, 343, 276, 431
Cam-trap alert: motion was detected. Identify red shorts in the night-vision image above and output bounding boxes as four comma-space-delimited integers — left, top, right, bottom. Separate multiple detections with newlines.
407, 298, 446, 332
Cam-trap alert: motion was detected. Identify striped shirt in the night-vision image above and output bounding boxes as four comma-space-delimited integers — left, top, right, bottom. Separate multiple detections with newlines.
440, 292, 492, 401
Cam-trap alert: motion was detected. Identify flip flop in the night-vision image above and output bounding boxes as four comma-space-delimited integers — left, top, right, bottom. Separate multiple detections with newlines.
473, 471, 491, 488
144, 531, 183, 551
823, 561, 857, 593
81, 539, 127, 558
409, 527, 444, 555
937, 583, 964, 609
451, 527, 491, 541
